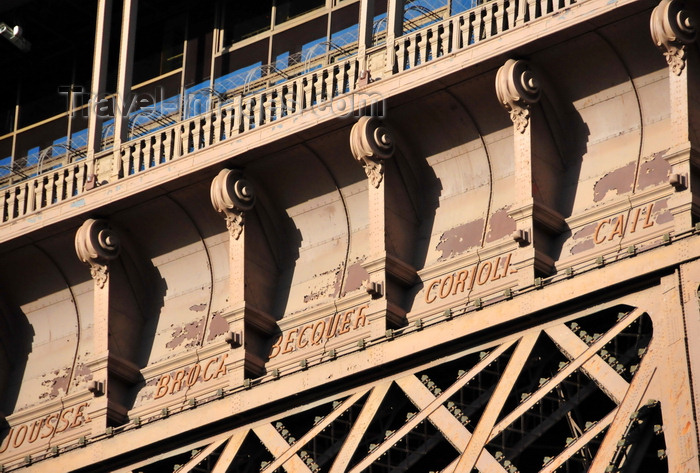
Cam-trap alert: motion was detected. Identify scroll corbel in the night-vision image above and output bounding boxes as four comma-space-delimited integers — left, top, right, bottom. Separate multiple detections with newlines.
350, 117, 395, 188
651, 0, 697, 76
75, 219, 121, 289
210, 169, 256, 239
495, 59, 542, 134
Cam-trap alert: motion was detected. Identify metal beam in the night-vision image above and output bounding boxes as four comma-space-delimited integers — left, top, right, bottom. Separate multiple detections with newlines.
261, 390, 367, 472
86, 0, 112, 178
252, 423, 313, 473
210, 429, 249, 473
453, 332, 539, 472
330, 382, 392, 473
112, 0, 138, 177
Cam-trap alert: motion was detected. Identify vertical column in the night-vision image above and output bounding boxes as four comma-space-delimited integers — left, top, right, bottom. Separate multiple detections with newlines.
650, 0, 698, 232
679, 259, 700, 448
496, 59, 564, 278
75, 219, 136, 432
211, 169, 275, 382
385, 0, 404, 74
358, 0, 376, 72
85, 0, 113, 190
350, 117, 410, 333
112, 0, 139, 180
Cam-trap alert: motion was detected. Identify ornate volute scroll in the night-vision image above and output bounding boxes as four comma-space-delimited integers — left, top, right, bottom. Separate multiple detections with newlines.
210, 168, 256, 240
350, 116, 395, 188
75, 219, 121, 289
651, 0, 697, 76
495, 59, 542, 134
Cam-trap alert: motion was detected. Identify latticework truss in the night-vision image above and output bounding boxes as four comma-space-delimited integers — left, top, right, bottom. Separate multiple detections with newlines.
117, 302, 678, 473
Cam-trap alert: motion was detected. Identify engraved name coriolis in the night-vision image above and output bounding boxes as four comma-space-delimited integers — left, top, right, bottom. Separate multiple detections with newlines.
424, 253, 515, 304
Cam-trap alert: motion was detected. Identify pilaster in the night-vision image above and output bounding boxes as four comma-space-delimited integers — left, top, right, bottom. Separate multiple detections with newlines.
651, 0, 699, 232
210, 169, 275, 383
75, 218, 137, 432
350, 117, 414, 334
496, 59, 565, 278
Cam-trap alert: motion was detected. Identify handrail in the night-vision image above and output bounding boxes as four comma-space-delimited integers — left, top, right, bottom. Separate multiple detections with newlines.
0, 0, 583, 225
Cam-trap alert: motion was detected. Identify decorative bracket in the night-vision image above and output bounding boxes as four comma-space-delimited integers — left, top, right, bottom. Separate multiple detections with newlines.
75, 219, 121, 288
495, 59, 542, 133
651, 0, 697, 76
350, 117, 395, 188
210, 169, 256, 239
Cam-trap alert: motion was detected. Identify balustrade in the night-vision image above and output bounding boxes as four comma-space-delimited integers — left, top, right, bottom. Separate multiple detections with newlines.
0, 0, 581, 224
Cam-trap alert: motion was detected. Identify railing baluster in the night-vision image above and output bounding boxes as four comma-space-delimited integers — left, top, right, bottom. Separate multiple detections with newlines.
348, 60, 357, 93
0, 191, 6, 223
303, 76, 314, 111
192, 118, 201, 151
46, 175, 55, 205
76, 163, 85, 195
418, 31, 429, 64
202, 114, 212, 148
7, 187, 16, 220
56, 168, 65, 201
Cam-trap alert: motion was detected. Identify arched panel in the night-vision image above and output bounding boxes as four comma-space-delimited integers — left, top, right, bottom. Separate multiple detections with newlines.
389, 87, 507, 268
534, 33, 644, 214
112, 196, 213, 366
0, 245, 80, 413
246, 143, 357, 318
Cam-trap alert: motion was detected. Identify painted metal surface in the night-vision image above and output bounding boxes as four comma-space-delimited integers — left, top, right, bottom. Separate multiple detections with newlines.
0, 0, 699, 471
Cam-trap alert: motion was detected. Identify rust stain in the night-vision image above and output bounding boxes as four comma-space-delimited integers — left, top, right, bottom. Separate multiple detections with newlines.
682, 421, 692, 435
485, 207, 516, 243
636, 149, 670, 191
189, 303, 208, 312
436, 219, 485, 260
207, 311, 229, 341
593, 161, 635, 202
166, 317, 205, 349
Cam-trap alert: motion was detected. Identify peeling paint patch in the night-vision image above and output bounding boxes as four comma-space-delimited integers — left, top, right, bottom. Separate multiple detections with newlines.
305, 263, 343, 303
70, 198, 86, 208
341, 262, 370, 296
436, 219, 484, 260
166, 317, 205, 349
652, 198, 673, 224
72, 363, 93, 387
207, 311, 229, 341
570, 237, 595, 255
189, 303, 208, 312
593, 162, 635, 202
636, 150, 671, 191
485, 207, 516, 243
569, 222, 598, 255
40, 367, 71, 399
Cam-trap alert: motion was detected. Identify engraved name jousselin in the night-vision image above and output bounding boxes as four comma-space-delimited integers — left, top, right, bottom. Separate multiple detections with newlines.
0, 402, 90, 453
424, 253, 515, 304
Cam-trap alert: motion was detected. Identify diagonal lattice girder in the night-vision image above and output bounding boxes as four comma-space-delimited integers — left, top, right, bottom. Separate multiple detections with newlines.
157, 305, 655, 473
